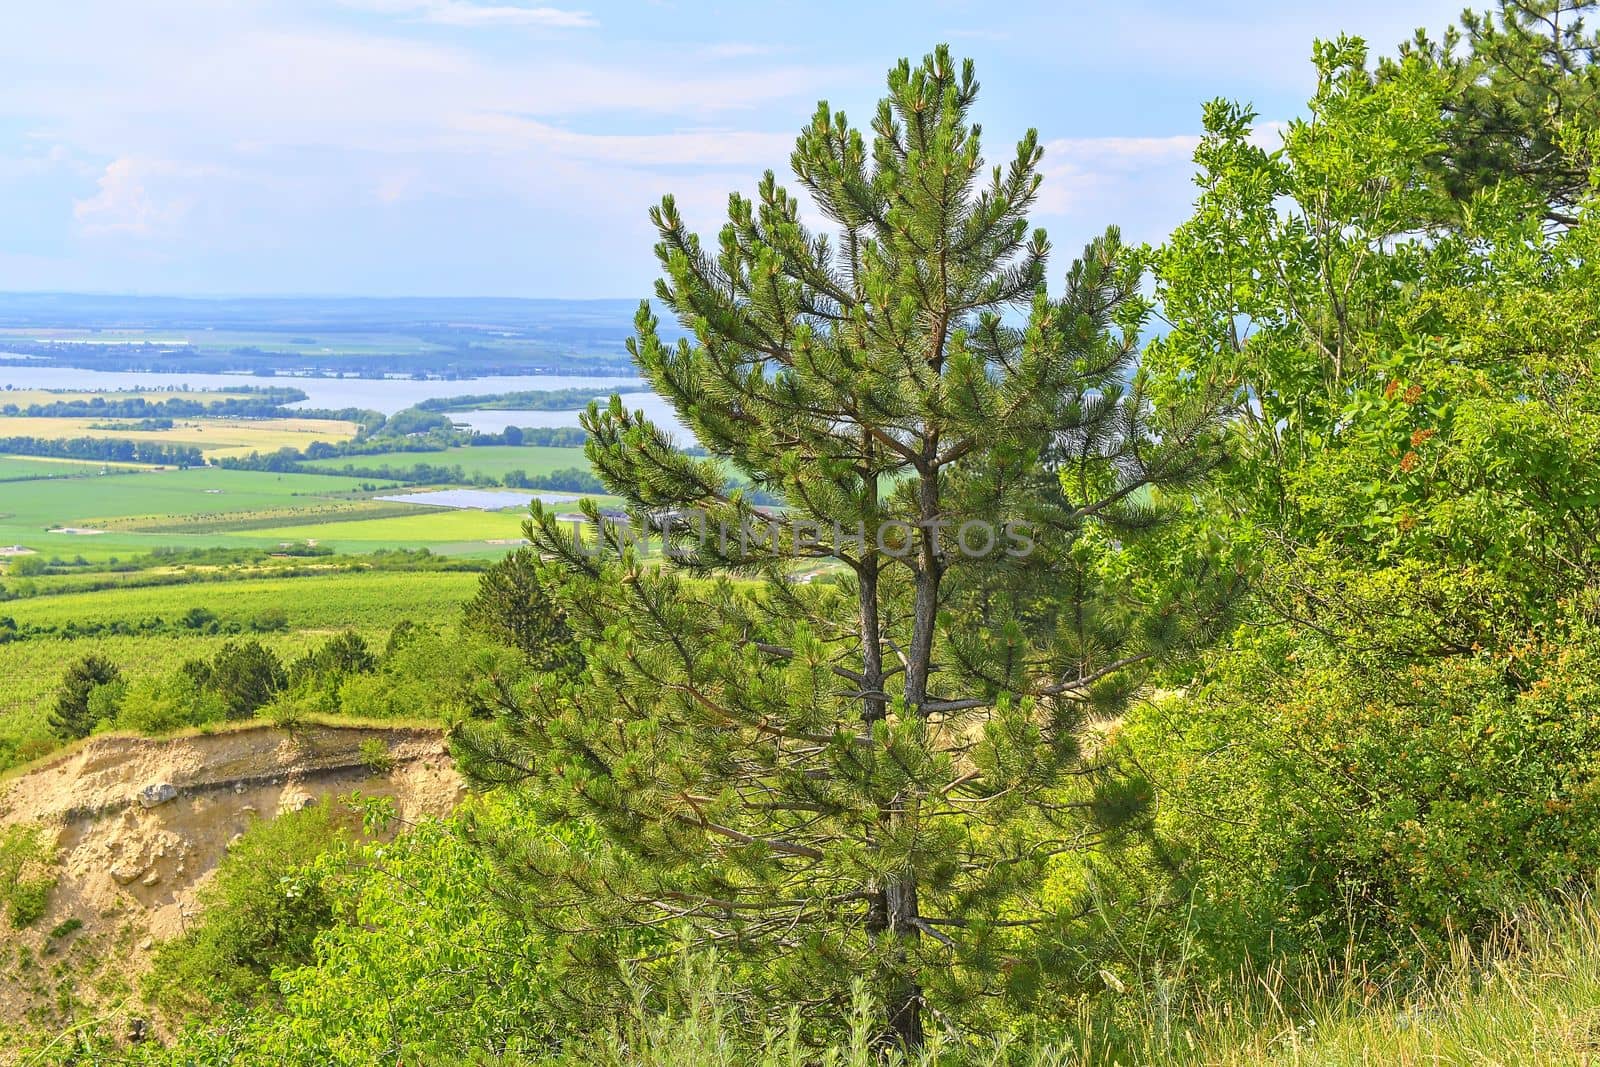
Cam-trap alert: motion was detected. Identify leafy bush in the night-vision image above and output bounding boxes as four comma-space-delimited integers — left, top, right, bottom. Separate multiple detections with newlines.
1128, 602, 1600, 961
0, 825, 58, 928
113, 671, 228, 735
181, 607, 218, 630
47, 653, 122, 740
357, 737, 393, 774
144, 802, 348, 1019
184, 640, 287, 720
288, 631, 376, 686
139, 798, 635, 1066
249, 607, 290, 633
337, 627, 505, 722
9, 555, 47, 577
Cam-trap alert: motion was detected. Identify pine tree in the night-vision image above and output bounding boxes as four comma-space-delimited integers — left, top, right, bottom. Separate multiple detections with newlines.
1392, 0, 1598, 225
461, 546, 580, 671
49, 653, 121, 740
460, 46, 1239, 1048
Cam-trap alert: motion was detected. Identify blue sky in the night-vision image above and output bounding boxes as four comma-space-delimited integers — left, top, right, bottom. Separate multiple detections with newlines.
0, 0, 1466, 299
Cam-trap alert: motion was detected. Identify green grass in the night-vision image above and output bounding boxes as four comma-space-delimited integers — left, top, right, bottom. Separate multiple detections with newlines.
0, 455, 147, 481
0, 467, 393, 561
0, 569, 480, 766
3, 568, 479, 632
531, 894, 1600, 1066
247, 507, 533, 553
300, 444, 593, 481
0, 463, 599, 559
1181, 896, 1600, 1066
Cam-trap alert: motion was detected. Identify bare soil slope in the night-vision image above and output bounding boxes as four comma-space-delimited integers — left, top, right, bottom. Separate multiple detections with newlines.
0, 723, 463, 1046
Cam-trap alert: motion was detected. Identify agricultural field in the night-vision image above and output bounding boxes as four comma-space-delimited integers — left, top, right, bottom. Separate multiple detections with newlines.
3, 568, 480, 634
0, 455, 148, 481
0, 569, 480, 766
0, 415, 359, 459
0, 461, 606, 558
0, 388, 259, 407
0, 466, 396, 560
247, 506, 534, 554
300, 444, 592, 480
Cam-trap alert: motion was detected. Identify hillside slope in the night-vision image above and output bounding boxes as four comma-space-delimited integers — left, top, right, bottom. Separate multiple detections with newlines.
0, 723, 462, 1046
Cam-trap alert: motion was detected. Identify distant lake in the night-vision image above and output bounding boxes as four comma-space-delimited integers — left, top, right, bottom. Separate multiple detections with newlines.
448, 393, 686, 439
0, 365, 641, 412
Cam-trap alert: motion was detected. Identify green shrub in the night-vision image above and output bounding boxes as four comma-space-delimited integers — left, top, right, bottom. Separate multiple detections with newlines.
336, 627, 501, 722
143, 801, 348, 1019
47, 917, 83, 940
357, 737, 393, 774
114, 672, 227, 735
207, 640, 288, 719
9, 555, 47, 577
1127, 604, 1600, 963
249, 607, 290, 633
135, 798, 618, 1066
47, 653, 122, 740
0, 825, 58, 928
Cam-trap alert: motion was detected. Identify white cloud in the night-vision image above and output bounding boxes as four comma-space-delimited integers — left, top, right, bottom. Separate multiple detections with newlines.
343, 0, 596, 28
1035, 134, 1201, 217
1249, 120, 1291, 151
73, 158, 181, 237
452, 114, 794, 167
1033, 123, 1288, 248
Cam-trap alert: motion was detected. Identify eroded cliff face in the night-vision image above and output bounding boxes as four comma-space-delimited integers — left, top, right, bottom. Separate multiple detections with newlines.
0, 724, 463, 1045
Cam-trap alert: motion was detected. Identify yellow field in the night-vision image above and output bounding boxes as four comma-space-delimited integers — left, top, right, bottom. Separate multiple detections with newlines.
0, 416, 359, 459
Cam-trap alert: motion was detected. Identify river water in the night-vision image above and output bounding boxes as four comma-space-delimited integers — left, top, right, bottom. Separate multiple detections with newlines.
0, 364, 689, 437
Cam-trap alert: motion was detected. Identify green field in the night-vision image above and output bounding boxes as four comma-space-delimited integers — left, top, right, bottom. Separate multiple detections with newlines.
0, 569, 481, 764
3, 568, 480, 633
0, 466, 398, 560
248, 507, 534, 553
0, 462, 607, 559
300, 444, 592, 481
0, 455, 147, 481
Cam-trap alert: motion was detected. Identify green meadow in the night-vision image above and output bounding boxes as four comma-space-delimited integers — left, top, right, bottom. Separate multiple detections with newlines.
0, 466, 394, 559
247, 505, 534, 553
0, 568, 480, 765
3, 568, 480, 632
299, 444, 592, 480
0, 455, 148, 481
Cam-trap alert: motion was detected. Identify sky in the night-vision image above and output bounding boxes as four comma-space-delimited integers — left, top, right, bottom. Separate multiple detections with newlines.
0, 0, 1468, 299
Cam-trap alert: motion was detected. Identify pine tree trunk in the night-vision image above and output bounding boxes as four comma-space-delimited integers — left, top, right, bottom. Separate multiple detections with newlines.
875, 468, 944, 1051
869, 811, 925, 1050
884, 868, 925, 1049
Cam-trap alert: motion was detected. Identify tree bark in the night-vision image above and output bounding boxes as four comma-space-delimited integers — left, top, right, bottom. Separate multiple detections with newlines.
884, 868, 925, 1050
